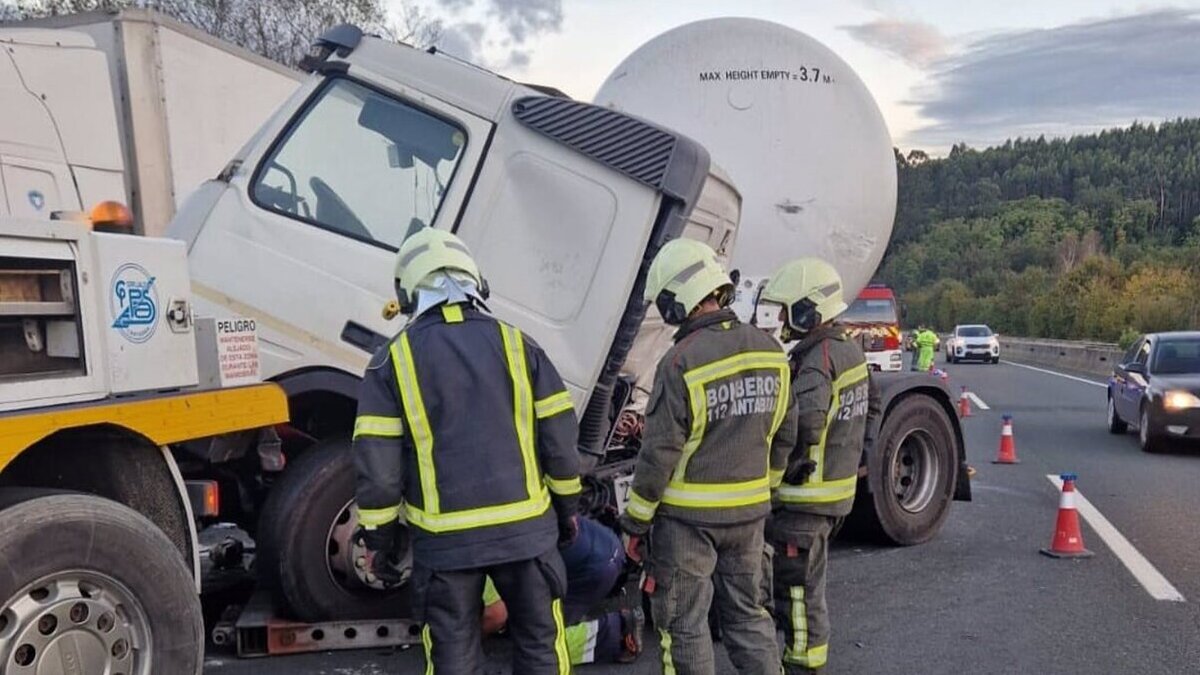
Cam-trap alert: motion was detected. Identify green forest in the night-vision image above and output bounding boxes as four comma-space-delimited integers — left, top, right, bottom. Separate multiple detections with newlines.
880, 118, 1200, 345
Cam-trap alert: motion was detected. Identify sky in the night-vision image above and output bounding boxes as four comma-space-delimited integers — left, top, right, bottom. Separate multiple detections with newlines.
388, 0, 1200, 154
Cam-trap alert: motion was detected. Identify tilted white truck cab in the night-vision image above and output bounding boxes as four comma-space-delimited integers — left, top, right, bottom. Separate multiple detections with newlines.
173, 26, 710, 462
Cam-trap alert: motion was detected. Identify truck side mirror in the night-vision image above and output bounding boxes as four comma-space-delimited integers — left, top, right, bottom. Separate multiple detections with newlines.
1124, 362, 1146, 375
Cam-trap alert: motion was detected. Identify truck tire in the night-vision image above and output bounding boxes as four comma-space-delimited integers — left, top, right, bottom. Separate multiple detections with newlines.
856, 394, 958, 545
0, 491, 203, 675
256, 437, 412, 622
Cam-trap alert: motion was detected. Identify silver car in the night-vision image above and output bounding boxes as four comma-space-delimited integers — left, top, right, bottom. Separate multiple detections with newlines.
945, 324, 1000, 364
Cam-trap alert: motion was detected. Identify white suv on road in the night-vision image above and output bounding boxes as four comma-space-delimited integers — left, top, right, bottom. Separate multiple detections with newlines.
946, 324, 1000, 364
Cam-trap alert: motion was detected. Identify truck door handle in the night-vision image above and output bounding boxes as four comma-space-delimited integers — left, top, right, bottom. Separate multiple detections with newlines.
341, 321, 389, 355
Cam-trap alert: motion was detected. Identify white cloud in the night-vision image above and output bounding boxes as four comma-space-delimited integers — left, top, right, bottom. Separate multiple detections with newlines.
842, 18, 949, 68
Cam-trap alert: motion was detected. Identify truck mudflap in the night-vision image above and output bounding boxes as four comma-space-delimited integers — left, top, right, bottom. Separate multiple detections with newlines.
870, 371, 972, 503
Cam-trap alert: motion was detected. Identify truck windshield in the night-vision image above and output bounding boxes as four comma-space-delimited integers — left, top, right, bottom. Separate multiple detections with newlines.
838, 298, 897, 324
252, 78, 466, 249
957, 326, 992, 338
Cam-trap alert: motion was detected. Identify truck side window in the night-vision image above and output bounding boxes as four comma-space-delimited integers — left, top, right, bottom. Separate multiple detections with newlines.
252, 78, 466, 249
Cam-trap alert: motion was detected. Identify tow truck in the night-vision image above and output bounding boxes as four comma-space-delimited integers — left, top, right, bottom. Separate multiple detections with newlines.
0, 214, 288, 673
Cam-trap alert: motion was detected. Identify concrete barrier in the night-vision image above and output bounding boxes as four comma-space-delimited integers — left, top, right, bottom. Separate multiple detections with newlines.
999, 337, 1123, 379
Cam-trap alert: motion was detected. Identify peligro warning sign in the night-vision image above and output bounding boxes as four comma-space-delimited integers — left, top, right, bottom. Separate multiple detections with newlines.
215, 318, 260, 387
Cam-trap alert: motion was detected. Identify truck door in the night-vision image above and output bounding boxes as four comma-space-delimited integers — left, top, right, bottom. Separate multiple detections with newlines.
185, 76, 491, 376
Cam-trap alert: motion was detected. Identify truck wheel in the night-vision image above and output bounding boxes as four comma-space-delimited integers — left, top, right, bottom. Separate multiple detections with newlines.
0, 492, 203, 675
856, 394, 957, 545
256, 438, 412, 622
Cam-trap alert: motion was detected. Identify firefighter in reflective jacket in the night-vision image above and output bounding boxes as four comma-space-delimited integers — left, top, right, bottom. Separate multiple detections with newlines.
351, 228, 580, 674
755, 258, 880, 674
618, 239, 799, 675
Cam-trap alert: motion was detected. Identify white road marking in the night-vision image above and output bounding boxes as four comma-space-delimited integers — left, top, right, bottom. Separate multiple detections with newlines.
1046, 475, 1185, 602
1002, 360, 1107, 388
965, 392, 990, 410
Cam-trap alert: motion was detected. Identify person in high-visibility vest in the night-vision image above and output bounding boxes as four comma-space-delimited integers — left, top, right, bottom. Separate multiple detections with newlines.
755, 258, 880, 674
351, 227, 581, 674
618, 239, 799, 675
915, 326, 938, 372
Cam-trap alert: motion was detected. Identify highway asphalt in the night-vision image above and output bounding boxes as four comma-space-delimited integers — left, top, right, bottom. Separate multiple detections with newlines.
205, 356, 1200, 674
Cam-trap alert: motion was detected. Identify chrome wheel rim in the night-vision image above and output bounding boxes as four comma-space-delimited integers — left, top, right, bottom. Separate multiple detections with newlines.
0, 571, 152, 675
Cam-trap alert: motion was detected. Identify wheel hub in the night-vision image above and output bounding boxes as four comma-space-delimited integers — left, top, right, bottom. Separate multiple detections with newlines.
0, 572, 149, 675
326, 501, 413, 592
890, 428, 940, 514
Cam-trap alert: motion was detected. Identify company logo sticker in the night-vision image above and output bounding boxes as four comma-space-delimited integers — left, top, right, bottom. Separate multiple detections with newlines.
110, 263, 158, 343
27, 190, 45, 211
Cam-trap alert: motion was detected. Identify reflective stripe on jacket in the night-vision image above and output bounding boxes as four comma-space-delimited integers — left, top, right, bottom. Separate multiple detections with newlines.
777, 325, 879, 517
626, 309, 799, 526
352, 303, 581, 571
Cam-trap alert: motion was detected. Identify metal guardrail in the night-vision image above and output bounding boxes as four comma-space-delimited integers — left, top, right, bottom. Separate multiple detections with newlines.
998, 337, 1122, 378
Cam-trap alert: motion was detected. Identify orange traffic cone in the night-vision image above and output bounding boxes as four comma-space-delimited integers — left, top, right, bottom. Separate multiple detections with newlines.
992, 415, 1019, 464
1040, 473, 1094, 558
958, 387, 972, 418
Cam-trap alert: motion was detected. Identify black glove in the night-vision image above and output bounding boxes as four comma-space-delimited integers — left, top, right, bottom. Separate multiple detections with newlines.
357, 521, 397, 551
557, 513, 579, 550
784, 459, 818, 485
354, 523, 406, 588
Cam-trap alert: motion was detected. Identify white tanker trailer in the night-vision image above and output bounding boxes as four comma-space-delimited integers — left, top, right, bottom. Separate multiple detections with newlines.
596, 17, 897, 302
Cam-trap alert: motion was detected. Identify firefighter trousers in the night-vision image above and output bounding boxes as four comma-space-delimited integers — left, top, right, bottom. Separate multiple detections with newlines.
413, 549, 571, 674
649, 516, 779, 675
769, 512, 839, 674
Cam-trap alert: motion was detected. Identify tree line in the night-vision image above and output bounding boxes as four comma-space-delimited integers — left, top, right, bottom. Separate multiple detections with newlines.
882, 119, 1200, 346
